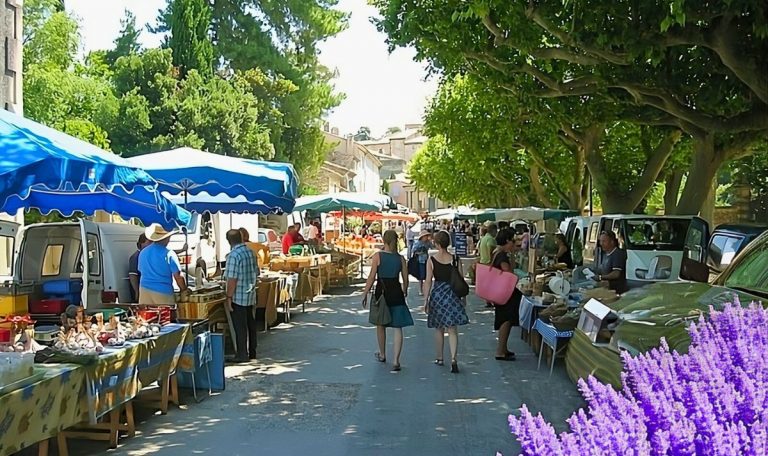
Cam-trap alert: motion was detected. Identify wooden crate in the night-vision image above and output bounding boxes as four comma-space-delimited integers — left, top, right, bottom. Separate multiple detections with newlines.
177, 298, 225, 320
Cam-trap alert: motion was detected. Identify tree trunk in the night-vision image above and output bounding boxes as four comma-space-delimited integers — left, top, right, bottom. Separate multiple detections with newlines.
582, 125, 637, 213
664, 170, 683, 214
672, 133, 727, 215
529, 165, 554, 208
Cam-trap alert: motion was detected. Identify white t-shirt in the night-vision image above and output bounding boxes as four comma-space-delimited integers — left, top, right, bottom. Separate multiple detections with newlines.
308, 224, 319, 240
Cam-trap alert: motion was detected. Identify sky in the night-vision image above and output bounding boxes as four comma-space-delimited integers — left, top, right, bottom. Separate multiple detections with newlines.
66, 0, 438, 138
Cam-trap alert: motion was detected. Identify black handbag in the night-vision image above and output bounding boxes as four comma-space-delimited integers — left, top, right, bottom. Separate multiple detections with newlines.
368, 283, 392, 326
450, 256, 470, 298
407, 255, 420, 278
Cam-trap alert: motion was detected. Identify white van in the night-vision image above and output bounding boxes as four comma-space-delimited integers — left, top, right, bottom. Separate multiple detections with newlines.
0, 220, 144, 311
562, 216, 601, 267
171, 212, 287, 277
594, 215, 710, 288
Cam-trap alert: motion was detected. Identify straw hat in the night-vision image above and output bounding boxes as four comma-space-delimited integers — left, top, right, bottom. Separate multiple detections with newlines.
418, 230, 431, 241
145, 223, 176, 242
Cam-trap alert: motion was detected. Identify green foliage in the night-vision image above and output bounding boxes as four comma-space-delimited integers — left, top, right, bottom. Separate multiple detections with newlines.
23, 0, 114, 147
105, 9, 142, 65
209, 0, 348, 178
373, 0, 768, 214
22, 0, 346, 191
163, 0, 215, 78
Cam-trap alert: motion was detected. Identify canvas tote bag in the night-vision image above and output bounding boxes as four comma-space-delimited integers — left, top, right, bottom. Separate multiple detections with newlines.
475, 252, 519, 305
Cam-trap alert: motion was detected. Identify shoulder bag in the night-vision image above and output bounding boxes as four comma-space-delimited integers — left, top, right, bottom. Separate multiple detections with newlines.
475, 251, 518, 305
449, 255, 470, 298
368, 281, 392, 326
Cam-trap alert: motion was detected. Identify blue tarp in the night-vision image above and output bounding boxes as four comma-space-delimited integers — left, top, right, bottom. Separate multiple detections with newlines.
128, 148, 299, 214
0, 110, 191, 229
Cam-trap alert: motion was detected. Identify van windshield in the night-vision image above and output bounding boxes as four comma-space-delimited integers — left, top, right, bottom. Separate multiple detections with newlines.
723, 240, 768, 295
621, 219, 690, 250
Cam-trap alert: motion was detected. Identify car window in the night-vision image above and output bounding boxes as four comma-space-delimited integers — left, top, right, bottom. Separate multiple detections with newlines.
723, 241, 768, 293
709, 235, 744, 271
42, 245, 64, 276
588, 222, 599, 243
621, 219, 690, 250
258, 232, 267, 243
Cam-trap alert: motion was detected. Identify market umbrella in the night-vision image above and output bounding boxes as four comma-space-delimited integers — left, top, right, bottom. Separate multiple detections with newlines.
0, 109, 191, 229
293, 192, 385, 213
165, 192, 276, 215
2, 187, 191, 230
128, 147, 299, 214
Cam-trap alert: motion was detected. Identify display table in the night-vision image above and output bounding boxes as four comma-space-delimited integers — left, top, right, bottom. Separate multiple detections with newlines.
0, 365, 85, 456
59, 324, 192, 450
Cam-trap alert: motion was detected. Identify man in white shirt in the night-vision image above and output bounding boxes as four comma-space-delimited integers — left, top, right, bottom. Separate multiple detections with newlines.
307, 220, 320, 243
405, 222, 416, 258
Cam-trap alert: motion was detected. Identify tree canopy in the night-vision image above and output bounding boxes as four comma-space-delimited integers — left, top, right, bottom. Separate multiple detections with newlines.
22, 0, 347, 185
374, 0, 768, 214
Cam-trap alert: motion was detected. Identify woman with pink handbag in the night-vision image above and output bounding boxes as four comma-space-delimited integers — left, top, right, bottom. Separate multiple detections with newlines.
480, 229, 522, 361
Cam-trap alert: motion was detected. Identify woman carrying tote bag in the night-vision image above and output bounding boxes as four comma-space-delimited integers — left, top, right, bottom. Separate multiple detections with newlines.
488, 229, 523, 361
362, 230, 413, 372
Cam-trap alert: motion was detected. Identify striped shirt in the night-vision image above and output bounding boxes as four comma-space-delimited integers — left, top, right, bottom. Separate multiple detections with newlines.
224, 244, 259, 306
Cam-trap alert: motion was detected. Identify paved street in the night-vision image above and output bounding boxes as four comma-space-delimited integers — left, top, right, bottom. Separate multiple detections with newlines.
74, 279, 583, 456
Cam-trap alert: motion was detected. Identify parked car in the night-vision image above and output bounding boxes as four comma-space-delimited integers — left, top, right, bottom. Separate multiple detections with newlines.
565, 229, 768, 387
707, 224, 768, 275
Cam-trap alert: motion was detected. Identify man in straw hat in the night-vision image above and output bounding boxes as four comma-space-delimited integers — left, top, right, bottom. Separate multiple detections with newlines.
138, 224, 189, 305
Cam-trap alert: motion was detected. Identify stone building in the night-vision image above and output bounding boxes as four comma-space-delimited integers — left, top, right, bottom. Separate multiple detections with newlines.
304, 127, 382, 195
361, 124, 445, 213
1, 1, 22, 113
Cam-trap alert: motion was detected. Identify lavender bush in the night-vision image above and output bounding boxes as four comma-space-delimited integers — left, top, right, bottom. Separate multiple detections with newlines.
508, 299, 768, 455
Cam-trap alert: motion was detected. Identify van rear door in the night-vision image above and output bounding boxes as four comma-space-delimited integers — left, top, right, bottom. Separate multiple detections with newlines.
0, 221, 20, 281
680, 216, 710, 282
79, 220, 103, 308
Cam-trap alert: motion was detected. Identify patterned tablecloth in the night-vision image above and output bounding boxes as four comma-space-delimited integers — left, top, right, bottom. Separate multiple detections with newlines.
0, 324, 192, 454
0, 365, 85, 456
81, 323, 192, 423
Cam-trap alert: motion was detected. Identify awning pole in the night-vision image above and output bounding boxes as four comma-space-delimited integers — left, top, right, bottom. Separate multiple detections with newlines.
184, 190, 189, 281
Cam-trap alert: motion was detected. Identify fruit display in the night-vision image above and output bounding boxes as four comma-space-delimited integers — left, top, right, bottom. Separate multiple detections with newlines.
93, 314, 161, 346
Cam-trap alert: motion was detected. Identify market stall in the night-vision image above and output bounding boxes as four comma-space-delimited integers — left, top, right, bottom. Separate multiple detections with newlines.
293, 192, 390, 281
0, 319, 194, 455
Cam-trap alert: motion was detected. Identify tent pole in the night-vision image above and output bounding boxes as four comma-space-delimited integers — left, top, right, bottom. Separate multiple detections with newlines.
184, 190, 189, 282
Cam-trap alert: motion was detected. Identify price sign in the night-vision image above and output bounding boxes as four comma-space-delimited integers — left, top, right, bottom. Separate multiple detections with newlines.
454, 232, 468, 257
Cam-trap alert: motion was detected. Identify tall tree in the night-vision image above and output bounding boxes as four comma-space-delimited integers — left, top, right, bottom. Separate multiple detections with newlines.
105, 9, 142, 65
163, 0, 215, 78
23, 0, 114, 148
206, 0, 348, 177
373, 0, 768, 215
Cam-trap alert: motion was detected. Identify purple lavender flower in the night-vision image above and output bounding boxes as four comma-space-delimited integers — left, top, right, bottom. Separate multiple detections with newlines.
506, 301, 767, 456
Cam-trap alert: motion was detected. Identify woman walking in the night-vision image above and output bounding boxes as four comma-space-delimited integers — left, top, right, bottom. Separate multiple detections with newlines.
490, 229, 523, 361
362, 230, 413, 372
423, 231, 469, 373
410, 231, 433, 295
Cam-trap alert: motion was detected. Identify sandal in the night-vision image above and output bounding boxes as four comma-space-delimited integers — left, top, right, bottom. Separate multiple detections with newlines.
434, 359, 444, 366
374, 352, 386, 363
391, 364, 401, 372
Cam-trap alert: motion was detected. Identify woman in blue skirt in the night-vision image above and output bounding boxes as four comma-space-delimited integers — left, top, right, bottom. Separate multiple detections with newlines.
423, 230, 469, 373
362, 230, 413, 372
